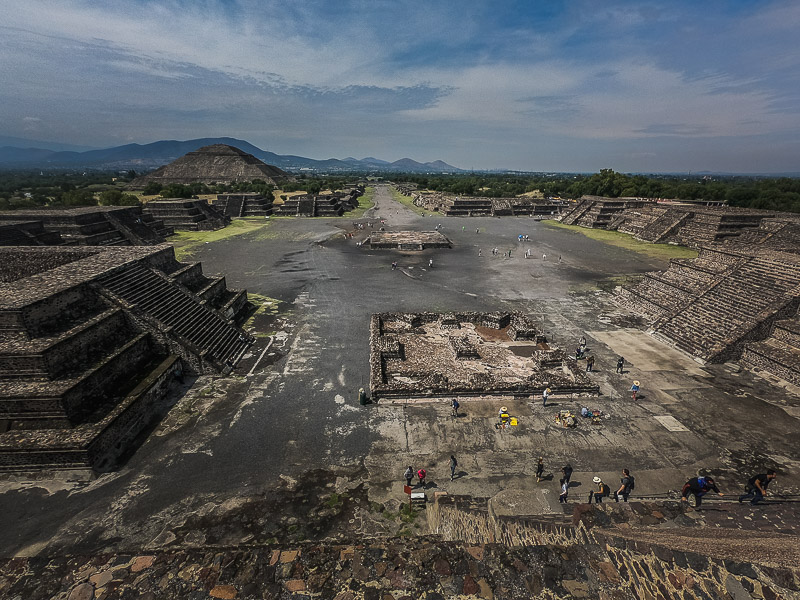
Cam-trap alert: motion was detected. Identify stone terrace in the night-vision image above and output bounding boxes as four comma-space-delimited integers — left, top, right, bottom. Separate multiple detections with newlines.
0, 206, 171, 246
272, 190, 362, 217
559, 196, 644, 228
143, 199, 228, 231
0, 245, 252, 471
410, 193, 563, 218
369, 312, 598, 401
0, 220, 64, 246
212, 192, 273, 218
367, 231, 452, 250
569, 199, 775, 247
616, 246, 800, 364
741, 307, 800, 386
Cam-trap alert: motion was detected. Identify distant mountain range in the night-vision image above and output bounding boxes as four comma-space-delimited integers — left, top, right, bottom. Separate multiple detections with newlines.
0, 136, 463, 174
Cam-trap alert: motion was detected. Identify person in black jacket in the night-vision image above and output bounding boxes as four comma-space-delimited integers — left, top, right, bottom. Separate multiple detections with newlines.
614, 469, 634, 502
562, 464, 573, 485
738, 470, 776, 505
681, 476, 723, 507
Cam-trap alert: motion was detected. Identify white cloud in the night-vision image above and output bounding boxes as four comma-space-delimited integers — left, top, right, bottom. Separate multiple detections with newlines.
0, 0, 798, 171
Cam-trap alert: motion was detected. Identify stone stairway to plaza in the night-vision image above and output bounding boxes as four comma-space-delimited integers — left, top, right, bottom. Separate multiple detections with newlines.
143, 199, 228, 231
636, 208, 690, 242
741, 309, 800, 385
559, 198, 593, 225
442, 197, 492, 216
652, 253, 800, 362
212, 193, 274, 218
97, 262, 250, 371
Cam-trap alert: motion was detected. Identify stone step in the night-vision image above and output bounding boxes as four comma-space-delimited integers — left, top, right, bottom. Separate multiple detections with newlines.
742, 340, 800, 386
98, 264, 249, 369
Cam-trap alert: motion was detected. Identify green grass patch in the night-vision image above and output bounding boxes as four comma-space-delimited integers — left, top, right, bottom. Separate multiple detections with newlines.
399, 504, 420, 523
345, 186, 376, 218
323, 186, 376, 219
241, 293, 284, 331
325, 493, 345, 508
171, 219, 272, 260
543, 220, 699, 261
389, 186, 427, 215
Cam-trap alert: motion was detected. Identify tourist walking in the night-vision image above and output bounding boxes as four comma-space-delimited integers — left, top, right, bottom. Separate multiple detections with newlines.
615, 469, 635, 502
478, 248, 482, 257
536, 457, 544, 482
404, 466, 414, 488
586, 355, 595, 372
417, 468, 427, 488
450, 455, 458, 481
589, 477, 611, 503
562, 464, 573, 485
630, 380, 640, 400
616, 357, 625, 374
559, 478, 569, 503
542, 387, 551, 407
429, 258, 434, 268
738, 470, 776, 505
579, 336, 586, 351
681, 475, 722, 507
451, 398, 460, 418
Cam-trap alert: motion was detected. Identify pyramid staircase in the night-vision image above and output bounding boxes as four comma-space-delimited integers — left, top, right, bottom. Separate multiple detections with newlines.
97, 262, 250, 372
742, 309, 800, 385
653, 255, 800, 362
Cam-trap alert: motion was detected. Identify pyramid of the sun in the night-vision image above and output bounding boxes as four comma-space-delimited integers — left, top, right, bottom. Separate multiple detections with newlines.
130, 144, 294, 188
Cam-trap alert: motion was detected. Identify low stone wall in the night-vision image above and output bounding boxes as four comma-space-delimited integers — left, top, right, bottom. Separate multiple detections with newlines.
428, 494, 800, 600
87, 355, 181, 467
370, 311, 597, 400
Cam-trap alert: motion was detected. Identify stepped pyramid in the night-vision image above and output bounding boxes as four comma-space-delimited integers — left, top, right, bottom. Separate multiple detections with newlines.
130, 144, 294, 188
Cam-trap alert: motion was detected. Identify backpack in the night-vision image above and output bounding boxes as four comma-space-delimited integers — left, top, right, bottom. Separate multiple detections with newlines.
627, 475, 635, 491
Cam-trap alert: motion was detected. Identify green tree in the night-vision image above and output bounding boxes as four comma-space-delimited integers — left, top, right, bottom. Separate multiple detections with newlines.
160, 183, 194, 198
143, 182, 163, 195
61, 189, 96, 206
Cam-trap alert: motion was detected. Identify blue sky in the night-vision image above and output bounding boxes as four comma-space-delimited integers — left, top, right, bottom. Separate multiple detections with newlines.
1, 0, 799, 172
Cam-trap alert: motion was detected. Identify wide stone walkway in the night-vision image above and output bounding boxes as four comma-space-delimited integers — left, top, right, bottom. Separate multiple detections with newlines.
0, 184, 798, 565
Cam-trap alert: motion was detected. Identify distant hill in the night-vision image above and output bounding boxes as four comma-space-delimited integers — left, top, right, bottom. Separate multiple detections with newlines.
0, 136, 462, 174
0, 135, 97, 152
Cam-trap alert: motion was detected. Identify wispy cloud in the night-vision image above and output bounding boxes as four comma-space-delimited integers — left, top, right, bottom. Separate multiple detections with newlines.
0, 0, 798, 171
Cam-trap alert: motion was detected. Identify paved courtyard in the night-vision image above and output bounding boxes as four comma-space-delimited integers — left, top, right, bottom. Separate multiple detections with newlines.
1, 184, 799, 557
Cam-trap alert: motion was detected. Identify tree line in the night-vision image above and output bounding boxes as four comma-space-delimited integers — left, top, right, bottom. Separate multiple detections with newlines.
397, 169, 800, 213
2, 168, 799, 213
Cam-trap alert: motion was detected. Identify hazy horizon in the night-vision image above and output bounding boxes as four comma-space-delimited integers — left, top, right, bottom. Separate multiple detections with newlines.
2, 1, 799, 173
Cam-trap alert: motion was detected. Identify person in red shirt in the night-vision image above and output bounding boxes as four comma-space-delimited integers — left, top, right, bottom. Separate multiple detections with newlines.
417, 468, 427, 488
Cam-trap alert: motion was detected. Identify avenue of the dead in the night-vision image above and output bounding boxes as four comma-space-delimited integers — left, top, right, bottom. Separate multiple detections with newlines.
1, 184, 800, 600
